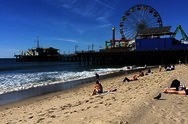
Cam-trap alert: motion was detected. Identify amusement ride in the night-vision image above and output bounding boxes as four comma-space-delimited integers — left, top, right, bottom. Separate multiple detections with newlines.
105, 4, 188, 51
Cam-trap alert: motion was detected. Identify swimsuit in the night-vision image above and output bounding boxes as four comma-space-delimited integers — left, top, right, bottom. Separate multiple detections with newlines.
97, 90, 103, 94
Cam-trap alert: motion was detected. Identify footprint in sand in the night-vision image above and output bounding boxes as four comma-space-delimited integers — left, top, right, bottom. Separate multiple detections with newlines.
93, 106, 99, 108
105, 103, 112, 106
64, 112, 69, 114
67, 103, 72, 107
85, 100, 89, 103
28, 116, 34, 119
48, 110, 54, 114
37, 118, 45, 123
89, 97, 94, 100
86, 106, 91, 109
99, 101, 103, 104
81, 108, 85, 111
50, 115, 56, 118
106, 98, 111, 101
72, 101, 82, 107
70, 111, 74, 114
73, 110, 77, 113
111, 96, 116, 99
51, 107, 57, 110
96, 95, 103, 99
37, 111, 42, 114
63, 103, 72, 108
38, 113, 46, 116
111, 97, 117, 101
60, 106, 66, 110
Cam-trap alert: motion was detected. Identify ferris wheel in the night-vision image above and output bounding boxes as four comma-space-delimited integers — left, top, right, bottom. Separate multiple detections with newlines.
119, 4, 163, 40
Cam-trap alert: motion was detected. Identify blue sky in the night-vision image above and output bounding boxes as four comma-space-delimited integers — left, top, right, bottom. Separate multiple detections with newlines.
0, 0, 188, 58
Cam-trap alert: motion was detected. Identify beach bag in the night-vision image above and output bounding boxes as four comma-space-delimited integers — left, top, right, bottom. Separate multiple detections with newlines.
170, 79, 180, 91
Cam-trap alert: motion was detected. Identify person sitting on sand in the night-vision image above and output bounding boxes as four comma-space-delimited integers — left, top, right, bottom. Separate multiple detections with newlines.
123, 75, 138, 82
92, 80, 118, 95
92, 80, 103, 95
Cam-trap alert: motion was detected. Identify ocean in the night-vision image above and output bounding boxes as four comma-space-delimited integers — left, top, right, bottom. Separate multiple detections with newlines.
0, 59, 139, 94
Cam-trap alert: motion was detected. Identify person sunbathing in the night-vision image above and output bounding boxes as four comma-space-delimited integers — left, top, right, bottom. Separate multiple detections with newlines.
138, 70, 144, 77
162, 79, 186, 95
163, 87, 188, 95
155, 79, 187, 98
92, 81, 118, 95
92, 80, 103, 95
123, 75, 138, 82
145, 69, 153, 75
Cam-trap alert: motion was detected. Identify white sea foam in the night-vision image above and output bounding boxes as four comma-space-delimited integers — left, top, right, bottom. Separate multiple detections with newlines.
0, 65, 141, 94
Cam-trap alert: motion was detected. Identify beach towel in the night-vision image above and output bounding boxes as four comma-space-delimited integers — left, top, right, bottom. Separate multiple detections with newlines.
103, 89, 117, 93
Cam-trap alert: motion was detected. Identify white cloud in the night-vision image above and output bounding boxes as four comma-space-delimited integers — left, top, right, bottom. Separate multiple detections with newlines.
97, 23, 112, 28
96, 16, 108, 23
54, 38, 77, 43
94, 0, 115, 10
61, 4, 70, 9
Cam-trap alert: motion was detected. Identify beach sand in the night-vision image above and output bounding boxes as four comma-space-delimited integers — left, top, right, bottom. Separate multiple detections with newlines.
0, 64, 188, 124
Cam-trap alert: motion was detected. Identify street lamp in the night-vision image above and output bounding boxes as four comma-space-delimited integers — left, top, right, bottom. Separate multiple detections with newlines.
92, 44, 94, 51
75, 45, 78, 53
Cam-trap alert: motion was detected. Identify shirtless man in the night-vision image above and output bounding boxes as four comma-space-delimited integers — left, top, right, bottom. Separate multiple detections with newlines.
123, 75, 138, 82
92, 80, 103, 95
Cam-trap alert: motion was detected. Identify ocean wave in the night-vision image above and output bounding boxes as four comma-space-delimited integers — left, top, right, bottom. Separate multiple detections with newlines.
0, 64, 143, 95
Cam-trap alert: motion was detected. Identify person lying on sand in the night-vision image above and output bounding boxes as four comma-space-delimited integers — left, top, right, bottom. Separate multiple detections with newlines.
163, 79, 187, 95
163, 88, 188, 95
145, 69, 153, 75
154, 79, 187, 99
138, 70, 144, 77
123, 75, 138, 82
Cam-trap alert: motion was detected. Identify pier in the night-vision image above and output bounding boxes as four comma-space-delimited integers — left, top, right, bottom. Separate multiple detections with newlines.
76, 50, 188, 66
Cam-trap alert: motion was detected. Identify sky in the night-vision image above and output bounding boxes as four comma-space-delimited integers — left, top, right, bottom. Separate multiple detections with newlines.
0, 0, 188, 58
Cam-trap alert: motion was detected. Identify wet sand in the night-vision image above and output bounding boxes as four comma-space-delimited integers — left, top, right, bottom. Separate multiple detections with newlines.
0, 64, 188, 124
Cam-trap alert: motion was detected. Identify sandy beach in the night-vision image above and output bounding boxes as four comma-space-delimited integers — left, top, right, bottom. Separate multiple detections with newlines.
0, 64, 188, 124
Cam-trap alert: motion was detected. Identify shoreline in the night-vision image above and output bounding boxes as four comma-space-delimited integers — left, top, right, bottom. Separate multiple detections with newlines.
0, 66, 151, 106
1, 64, 187, 124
